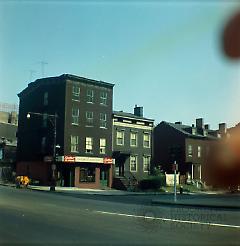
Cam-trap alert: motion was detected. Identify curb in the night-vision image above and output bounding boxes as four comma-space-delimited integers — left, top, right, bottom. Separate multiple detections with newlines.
151, 199, 240, 209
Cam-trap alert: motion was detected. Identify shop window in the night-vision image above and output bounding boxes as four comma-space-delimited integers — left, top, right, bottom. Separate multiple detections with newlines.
80, 167, 95, 182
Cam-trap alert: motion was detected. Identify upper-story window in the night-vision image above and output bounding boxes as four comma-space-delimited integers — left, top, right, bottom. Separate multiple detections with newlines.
143, 133, 150, 148
71, 135, 79, 153
197, 146, 201, 158
42, 113, 48, 127
72, 108, 79, 125
86, 111, 93, 126
43, 92, 48, 106
100, 91, 107, 105
100, 113, 107, 128
116, 130, 124, 146
41, 136, 46, 153
86, 89, 94, 103
100, 138, 106, 154
188, 145, 193, 157
72, 85, 80, 100
130, 132, 137, 147
130, 155, 137, 172
86, 137, 93, 153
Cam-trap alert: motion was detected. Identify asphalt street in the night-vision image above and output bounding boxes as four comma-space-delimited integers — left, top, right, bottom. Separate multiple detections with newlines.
0, 186, 239, 245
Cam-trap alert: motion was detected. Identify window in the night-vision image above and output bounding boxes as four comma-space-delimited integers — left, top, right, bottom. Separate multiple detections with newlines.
100, 138, 106, 154
116, 130, 124, 145
42, 113, 48, 127
130, 132, 137, 147
87, 89, 94, 103
130, 155, 137, 172
188, 145, 193, 157
72, 108, 79, 125
143, 133, 150, 148
41, 137, 46, 153
86, 137, 93, 153
86, 111, 93, 126
197, 146, 201, 158
100, 113, 107, 128
43, 92, 48, 106
80, 167, 95, 182
192, 128, 196, 135
143, 156, 151, 172
100, 91, 107, 105
71, 135, 79, 152
72, 85, 80, 100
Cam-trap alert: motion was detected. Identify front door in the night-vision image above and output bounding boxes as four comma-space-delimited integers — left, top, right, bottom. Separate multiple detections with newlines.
100, 167, 108, 188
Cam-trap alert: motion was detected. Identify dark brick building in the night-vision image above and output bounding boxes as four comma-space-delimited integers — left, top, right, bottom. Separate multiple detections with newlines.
112, 106, 154, 189
153, 118, 219, 184
17, 74, 114, 188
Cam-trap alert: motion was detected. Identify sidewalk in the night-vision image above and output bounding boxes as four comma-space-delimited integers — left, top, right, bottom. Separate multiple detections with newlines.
152, 193, 240, 209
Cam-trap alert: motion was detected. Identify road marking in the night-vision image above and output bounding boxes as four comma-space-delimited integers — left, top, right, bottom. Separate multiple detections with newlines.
94, 210, 240, 229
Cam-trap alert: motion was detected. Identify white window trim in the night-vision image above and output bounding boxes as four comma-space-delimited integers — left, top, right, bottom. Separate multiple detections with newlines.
143, 133, 151, 148
130, 155, 138, 172
143, 156, 151, 173
130, 132, 138, 147
86, 137, 93, 153
71, 135, 79, 153
116, 130, 124, 146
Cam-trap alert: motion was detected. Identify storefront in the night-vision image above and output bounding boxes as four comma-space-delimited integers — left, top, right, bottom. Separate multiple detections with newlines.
56, 156, 114, 189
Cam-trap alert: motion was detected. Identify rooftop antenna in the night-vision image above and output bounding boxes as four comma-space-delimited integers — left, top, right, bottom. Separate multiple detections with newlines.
29, 69, 36, 81
38, 61, 48, 77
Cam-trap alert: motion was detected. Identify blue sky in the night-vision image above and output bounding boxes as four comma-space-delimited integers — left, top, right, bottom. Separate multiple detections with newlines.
0, 0, 240, 129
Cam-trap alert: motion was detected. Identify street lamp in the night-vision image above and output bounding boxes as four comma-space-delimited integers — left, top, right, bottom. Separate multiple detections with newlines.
27, 111, 58, 191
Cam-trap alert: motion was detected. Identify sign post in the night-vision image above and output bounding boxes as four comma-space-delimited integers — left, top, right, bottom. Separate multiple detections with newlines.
173, 161, 178, 202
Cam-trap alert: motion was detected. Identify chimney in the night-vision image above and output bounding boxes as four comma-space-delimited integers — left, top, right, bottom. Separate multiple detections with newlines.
196, 118, 204, 129
175, 121, 182, 125
219, 123, 227, 134
204, 124, 210, 130
134, 105, 143, 117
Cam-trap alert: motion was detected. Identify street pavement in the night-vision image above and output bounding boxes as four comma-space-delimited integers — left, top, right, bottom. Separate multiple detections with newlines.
0, 185, 239, 245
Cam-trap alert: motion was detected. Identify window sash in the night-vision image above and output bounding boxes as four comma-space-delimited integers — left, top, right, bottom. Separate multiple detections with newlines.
100, 113, 107, 128
100, 138, 106, 154
188, 145, 193, 157
43, 92, 48, 106
86, 137, 93, 152
197, 146, 201, 157
143, 134, 150, 148
71, 136, 79, 152
72, 108, 79, 124
100, 91, 107, 105
130, 133, 137, 146
86, 111, 93, 125
72, 85, 80, 98
116, 131, 124, 145
130, 156, 137, 172
143, 156, 150, 172
87, 89, 94, 103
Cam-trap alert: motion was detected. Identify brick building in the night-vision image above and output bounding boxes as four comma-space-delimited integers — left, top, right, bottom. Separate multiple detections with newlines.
17, 74, 114, 188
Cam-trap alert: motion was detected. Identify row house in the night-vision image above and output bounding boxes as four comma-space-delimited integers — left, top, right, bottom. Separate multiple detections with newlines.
17, 74, 114, 189
153, 118, 220, 184
112, 106, 154, 188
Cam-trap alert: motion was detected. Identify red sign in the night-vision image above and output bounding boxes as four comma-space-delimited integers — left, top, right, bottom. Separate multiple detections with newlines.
64, 156, 76, 162
172, 163, 178, 171
104, 157, 113, 164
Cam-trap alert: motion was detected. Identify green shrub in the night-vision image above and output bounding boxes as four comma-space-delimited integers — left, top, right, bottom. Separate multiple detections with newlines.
139, 175, 166, 190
